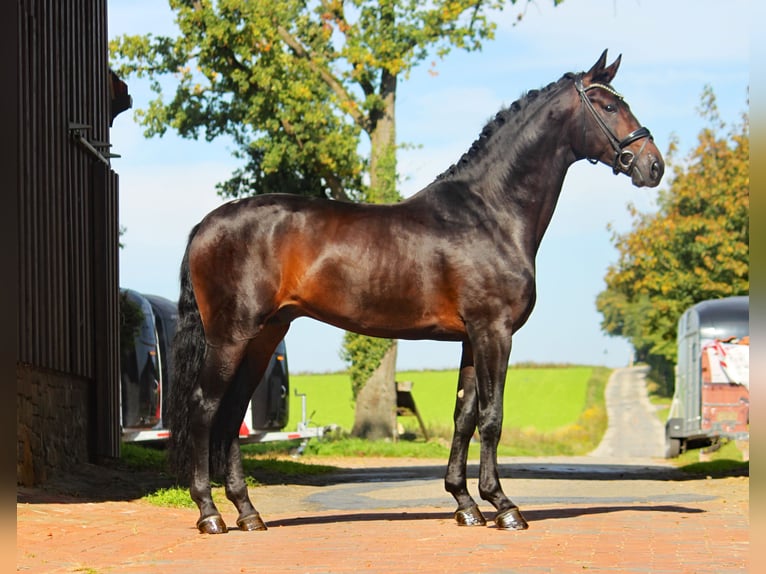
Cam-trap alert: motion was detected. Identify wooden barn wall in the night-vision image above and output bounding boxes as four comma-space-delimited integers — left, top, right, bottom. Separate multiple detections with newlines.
16, 0, 120, 484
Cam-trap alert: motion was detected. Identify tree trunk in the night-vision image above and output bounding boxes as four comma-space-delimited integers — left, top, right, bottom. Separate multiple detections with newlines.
367, 69, 398, 204
347, 68, 400, 439
351, 343, 398, 439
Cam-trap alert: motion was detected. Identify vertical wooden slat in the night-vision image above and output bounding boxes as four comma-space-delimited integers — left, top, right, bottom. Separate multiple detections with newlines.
43, 0, 55, 369
66, 0, 80, 375
26, 0, 36, 364
18, 2, 30, 364
91, 162, 120, 459
39, 0, 45, 366
53, 0, 66, 371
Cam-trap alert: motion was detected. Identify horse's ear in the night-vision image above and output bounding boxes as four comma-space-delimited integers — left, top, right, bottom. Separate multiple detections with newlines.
586, 50, 608, 77
584, 50, 621, 84
601, 54, 622, 84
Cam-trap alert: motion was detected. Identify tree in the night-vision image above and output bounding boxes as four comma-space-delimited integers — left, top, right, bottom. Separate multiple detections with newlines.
596, 86, 749, 393
110, 0, 563, 438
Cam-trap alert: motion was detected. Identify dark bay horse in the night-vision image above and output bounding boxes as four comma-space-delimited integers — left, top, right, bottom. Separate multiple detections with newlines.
168, 50, 664, 534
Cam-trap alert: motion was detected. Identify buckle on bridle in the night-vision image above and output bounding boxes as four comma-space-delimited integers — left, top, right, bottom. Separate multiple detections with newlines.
614, 126, 652, 174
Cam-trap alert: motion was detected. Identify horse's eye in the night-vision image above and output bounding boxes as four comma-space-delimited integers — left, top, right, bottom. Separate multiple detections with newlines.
604, 104, 617, 113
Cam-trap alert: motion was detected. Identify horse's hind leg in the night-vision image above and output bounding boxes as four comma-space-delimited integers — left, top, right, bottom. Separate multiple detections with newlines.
221, 325, 289, 532
189, 342, 248, 534
444, 342, 486, 526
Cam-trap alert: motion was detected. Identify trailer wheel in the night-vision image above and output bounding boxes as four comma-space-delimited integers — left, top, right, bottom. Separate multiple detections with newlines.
665, 435, 681, 458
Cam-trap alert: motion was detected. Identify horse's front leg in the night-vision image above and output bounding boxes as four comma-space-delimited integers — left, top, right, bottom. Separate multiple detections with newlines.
445, 342, 486, 526
223, 437, 267, 531
472, 325, 529, 531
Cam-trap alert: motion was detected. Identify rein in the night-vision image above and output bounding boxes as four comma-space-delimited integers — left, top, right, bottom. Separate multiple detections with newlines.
575, 76, 652, 175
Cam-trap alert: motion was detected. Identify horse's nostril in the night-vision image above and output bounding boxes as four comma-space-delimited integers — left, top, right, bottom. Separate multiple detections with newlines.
650, 160, 661, 181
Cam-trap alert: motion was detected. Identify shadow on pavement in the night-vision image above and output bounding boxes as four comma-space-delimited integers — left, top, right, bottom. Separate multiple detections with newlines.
17, 461, 176, 504
264, 503, 705, 529
324, 460, 748, 484
525, 504, 706, 522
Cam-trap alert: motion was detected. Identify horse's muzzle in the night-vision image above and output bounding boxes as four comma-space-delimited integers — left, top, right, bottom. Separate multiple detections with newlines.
631, 151, 664, 187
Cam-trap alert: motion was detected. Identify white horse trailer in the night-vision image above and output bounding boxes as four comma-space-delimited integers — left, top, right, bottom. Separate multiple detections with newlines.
665, 296, 749, 457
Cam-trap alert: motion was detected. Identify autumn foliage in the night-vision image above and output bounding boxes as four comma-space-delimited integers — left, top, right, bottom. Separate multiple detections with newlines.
596, 87, 749, 390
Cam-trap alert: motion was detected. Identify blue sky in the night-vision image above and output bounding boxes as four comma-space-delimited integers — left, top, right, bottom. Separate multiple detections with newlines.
108, 0, 750, 373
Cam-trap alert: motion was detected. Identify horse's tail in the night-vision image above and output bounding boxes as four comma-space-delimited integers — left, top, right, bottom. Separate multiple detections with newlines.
167, 223, 205, 481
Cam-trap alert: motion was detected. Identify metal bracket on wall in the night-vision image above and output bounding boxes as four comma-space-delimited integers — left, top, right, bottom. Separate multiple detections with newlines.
69, 122, 121, 166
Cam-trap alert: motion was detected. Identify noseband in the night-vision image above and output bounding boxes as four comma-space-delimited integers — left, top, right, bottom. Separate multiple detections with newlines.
575, 77, 652, 175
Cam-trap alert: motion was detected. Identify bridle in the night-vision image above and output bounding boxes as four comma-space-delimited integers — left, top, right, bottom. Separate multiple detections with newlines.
575, 76, 652, 176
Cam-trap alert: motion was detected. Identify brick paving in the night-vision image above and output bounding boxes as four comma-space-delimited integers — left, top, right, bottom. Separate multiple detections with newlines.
17, 468, 748, 573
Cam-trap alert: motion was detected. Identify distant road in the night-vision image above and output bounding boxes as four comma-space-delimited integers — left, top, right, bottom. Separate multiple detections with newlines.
589, 366, 666, 459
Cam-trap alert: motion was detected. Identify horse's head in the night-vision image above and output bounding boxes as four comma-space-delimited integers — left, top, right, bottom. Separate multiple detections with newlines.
573, 50, 664, 187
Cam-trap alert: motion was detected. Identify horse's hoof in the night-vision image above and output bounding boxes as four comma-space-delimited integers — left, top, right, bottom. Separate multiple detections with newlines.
455, 505, 487, 526
495, 507, 529, 530
237, 512, 267, 531
197, 514, 228, 534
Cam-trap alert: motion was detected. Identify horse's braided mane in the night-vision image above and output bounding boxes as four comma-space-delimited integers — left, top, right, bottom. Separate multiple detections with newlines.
435, 72, 578, 181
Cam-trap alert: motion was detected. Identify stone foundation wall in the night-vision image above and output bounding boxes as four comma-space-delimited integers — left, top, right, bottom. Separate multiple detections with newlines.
17, 363, 91, 486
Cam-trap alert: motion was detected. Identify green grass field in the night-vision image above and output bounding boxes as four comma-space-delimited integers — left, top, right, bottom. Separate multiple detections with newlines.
288, 366, 593, 436
290, 372, 356, 430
